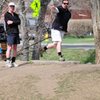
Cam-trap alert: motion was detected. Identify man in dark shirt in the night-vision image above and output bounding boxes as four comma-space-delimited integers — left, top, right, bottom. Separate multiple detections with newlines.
43, 0, 71, 61
4, 2, 21, 67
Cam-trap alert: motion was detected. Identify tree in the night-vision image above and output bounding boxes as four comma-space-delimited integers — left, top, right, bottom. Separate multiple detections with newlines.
91, 0, 100, 64
18, 0, 29, 61
0, 0, 6, 14
32, 0, 51, 60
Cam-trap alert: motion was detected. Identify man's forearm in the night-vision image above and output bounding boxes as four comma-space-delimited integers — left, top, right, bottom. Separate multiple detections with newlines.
49, 5, 59, 13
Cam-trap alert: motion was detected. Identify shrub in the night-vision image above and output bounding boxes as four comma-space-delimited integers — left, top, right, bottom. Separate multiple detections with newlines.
68, 19, 93, 37
81, 49, 95, 64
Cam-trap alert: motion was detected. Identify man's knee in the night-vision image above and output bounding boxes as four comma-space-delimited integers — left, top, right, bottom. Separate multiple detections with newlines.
7, 45, 12, 50
13, 45, 17, 50
57, 41, 62, 45
53, 42, 58, 46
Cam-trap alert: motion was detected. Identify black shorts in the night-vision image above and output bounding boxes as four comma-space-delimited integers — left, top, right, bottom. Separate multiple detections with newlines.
7, 34, 20, 45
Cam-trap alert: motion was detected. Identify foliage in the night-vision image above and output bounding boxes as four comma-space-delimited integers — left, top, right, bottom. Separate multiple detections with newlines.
41, 49, 95, 64
82, 49, 95, 64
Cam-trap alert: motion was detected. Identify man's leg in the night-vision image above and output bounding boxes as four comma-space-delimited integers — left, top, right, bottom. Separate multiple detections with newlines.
56, 41, 62, 53
6, 44, 12, 60
43, 29, 58, 50
56, 41, 65, 61
56, 41, 63, 56
6, 44, 12, 67
13, 44, 17, 57
11, 44, 18, 67
46, 42, 57, 49
56, 30, 65, 61
41, 42, 57, 57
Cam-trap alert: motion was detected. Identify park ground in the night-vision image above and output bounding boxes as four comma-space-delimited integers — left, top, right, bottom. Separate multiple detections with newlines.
0, 61, 100, 100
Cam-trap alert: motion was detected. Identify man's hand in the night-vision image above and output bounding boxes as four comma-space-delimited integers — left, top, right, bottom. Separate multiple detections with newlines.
49, 4, 59, 13
49, 4, 56, 10
7, 20, 13, 25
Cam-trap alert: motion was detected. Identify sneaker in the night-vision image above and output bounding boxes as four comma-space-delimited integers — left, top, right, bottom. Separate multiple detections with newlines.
5, 60, 12, 68
59, 57, 65, 61
12, 62, 18, 67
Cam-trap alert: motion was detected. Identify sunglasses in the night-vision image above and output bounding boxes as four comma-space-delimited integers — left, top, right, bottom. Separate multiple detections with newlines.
9, 5, 15, 7
63, 3, 69, 5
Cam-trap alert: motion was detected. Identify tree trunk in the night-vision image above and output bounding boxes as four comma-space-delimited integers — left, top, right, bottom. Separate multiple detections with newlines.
19, 0, 29, 61
91, 0, 100, 64
32, 0, 51, 60
0, 0, 6, 14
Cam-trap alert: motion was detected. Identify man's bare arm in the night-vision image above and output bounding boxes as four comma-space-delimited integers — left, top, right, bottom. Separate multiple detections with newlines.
49, 4, 59, 13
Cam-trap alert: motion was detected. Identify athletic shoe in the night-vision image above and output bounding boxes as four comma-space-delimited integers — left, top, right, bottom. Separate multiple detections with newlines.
12, 62, 18, 67
59, 57, 65, 61
6, 60, 12, 68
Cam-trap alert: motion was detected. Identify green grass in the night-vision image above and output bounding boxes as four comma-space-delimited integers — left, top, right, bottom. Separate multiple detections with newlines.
43, 36, 94, 44
41, 49, 95, 64
41, 36, 95, 63
62, 36, 94, 44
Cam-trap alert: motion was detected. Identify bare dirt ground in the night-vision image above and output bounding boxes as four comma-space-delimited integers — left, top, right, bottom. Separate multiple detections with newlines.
0, 61, 100, 100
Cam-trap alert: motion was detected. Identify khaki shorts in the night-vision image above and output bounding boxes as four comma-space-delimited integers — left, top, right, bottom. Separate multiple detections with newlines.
51, 29, 65, 42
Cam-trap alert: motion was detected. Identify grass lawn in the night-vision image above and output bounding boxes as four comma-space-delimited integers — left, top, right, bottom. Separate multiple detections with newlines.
43, 36, 94, 44
62, 36, 94, 44
41, 48, 95, 64
41, 36, 95, 63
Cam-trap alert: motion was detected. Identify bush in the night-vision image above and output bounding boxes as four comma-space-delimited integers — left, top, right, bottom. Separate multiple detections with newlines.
81, 49, 95, 64
68, 19, 93, 37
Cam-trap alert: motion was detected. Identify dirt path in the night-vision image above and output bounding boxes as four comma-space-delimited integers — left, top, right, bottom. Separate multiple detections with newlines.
0, 61, 100, 100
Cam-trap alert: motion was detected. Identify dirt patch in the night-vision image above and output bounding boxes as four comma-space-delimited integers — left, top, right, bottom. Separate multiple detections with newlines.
0, 61, 100, 100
